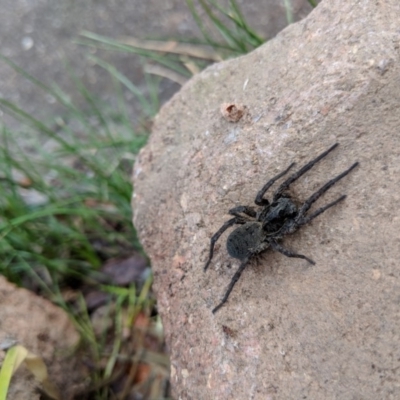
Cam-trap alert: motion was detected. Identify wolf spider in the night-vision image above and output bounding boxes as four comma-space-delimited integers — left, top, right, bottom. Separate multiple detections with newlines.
204, 143, 358, 314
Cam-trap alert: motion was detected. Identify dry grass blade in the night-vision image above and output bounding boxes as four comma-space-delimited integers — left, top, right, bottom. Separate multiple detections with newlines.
143, 64, 189, 86
118, 36, 223, 62
181, 57, 202, 75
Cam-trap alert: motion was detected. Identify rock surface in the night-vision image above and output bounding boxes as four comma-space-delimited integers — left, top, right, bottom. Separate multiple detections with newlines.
0, 277, 80, 400
133, 0, 400, 398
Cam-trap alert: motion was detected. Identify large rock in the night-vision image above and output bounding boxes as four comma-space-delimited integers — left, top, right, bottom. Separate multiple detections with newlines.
133, 0, 400, 398
0, 277, 81, 400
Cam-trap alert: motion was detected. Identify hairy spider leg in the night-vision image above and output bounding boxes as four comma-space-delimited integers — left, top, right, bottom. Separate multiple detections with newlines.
298, 195, 346, 226
296, 161, 359, 223
212, 256, 250, 314
204, 217, 243, 271
255, 162, 296, 206
269, 239, 315, 265
272, 143, 339, 202
229, 205, 257, 218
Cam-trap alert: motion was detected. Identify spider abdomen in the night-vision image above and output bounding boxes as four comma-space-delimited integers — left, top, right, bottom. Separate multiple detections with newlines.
226, 222, 265, 260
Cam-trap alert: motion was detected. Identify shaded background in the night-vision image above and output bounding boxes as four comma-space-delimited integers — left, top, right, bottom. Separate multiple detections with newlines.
0, 0, 314, 131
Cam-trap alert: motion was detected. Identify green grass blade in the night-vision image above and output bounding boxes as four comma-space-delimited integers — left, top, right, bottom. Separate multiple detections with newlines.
0, 345, 20, 400
88, 55, 154, 116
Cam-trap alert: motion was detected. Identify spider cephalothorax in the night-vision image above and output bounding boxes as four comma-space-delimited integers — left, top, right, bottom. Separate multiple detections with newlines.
204, 143, 358, 314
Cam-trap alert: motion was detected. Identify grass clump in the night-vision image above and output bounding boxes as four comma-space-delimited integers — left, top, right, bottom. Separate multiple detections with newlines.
0, 55, 166, 398
0, 55, 155, 291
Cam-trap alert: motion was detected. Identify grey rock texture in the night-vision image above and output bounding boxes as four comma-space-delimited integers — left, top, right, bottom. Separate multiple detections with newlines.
133, 0, 400, 399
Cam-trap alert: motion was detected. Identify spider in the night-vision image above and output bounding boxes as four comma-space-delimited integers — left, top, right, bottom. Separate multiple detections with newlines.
204, 143, 359, 314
